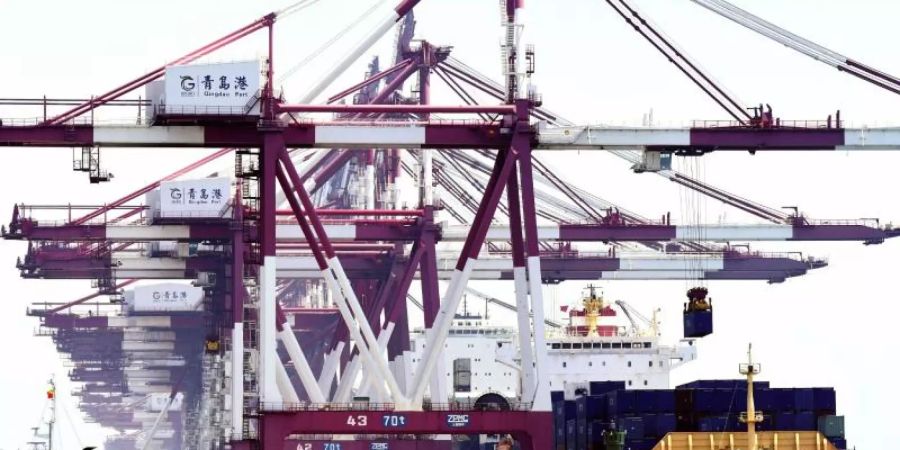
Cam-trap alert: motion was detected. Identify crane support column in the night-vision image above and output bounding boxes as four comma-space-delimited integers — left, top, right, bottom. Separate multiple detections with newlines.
514, 99, 551, 411
230, 190, 246, 439
507, 167, 537, 401
259, 131, 283, 406
408, 147, 518, 406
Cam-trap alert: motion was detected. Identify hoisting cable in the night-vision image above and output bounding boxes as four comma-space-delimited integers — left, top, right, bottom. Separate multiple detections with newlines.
278, 0, 388, 83
605, 0, 751, 123
691, 0, 900, 96
276, 0, 325, 20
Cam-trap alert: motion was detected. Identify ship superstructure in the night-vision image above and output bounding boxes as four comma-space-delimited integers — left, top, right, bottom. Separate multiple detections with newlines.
408, 287, 696, 403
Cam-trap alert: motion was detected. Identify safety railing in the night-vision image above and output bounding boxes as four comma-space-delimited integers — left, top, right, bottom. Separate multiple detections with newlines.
154, 104, 258, 116
0, 116, 94, 127
691, 119, 842, 129
798, 217, 881, 227
13, 204, 150, 226
262, 402, 397, 412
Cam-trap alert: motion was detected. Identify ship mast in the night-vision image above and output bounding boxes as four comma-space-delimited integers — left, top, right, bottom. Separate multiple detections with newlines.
739, 344, 762, 450
47, 377, 56, 450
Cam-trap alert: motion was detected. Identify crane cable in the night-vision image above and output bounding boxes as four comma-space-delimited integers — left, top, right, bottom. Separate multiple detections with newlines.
276, 0, 324, 19
278, 0, 389, 84
59, 396, 85, 449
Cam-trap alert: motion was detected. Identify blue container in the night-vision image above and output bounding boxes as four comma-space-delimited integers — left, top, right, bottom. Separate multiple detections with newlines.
813, 387, 837, 412
698, 416, 727, 432
755, 388, 774, 411
683, 310, 713, 338
566, 419, 577, 450
556, 400, 576, 421
654, 390, 676, 413
576, 419, 587, 450
616, 416, 645, 440
635, 390, 658, 414
675, 389, 694, 412
775, 412, 796, 430
643, 414, 676, 437
552, 390, 565, 403
711, 389, 734, 413
641, 414, 658, 437
576, 395, 606, 422
693, 389, 715, 413
589, 381, 626, 396
587, 421, 610, 445
655, 413, 677, 436
794, 388, 815, 412
770, 388, 793, 412
730, 390, 748, 412
829, 437, 847, 449
607, 390, 637, 416
795, 411, 816, 430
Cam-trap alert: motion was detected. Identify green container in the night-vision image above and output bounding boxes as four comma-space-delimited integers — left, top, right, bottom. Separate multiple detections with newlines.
603, 430, 626, 450
817, 415, 845, 438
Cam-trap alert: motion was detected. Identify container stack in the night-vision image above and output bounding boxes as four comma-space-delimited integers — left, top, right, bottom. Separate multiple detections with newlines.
551, 380, 846, 450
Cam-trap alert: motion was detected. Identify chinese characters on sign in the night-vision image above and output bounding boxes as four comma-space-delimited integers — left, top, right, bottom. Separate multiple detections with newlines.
164, 61, 261, 111
151, 290, 191, 302
159, 177, 231, 218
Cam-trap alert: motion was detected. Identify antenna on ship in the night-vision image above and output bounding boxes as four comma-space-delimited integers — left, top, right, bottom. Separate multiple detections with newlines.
739, 343, 763, 450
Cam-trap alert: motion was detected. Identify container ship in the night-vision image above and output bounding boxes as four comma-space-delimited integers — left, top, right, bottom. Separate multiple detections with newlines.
551, 345, 847, 450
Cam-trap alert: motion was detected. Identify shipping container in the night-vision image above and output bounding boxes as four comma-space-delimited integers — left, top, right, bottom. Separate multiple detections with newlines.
813, 387, 837, 412
692, 389, 715, 413
675, 412, 696, 432
818, 415, 845, 438
774, 411, 796, 430
566, 419, 577, 450
653, 390, 676, 413
576, 419, 587, 450
577, 395, 606, 422
794, 388, 815, 411
795, 411, 816, 430
683, 310, 713, 338
552, 391, 566, 403
697, 416, 727, 432
635, 390, 657, 414
607, 390, 637, 416
616, 417, 644, 440
652, 414, 676, 437
829, 437, 847, 449
589, 381, 625, 396
674, 388, 693, 412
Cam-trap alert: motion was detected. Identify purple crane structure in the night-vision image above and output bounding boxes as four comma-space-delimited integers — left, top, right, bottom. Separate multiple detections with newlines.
2, 0, 900, 449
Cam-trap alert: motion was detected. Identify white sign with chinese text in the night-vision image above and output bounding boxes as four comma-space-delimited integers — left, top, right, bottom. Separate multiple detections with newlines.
159, 177, 231, 218
131, 283, 204, 312
163, 60, 261, 112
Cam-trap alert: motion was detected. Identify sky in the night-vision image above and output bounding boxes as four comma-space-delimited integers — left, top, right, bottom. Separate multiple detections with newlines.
2, 0, 900, 448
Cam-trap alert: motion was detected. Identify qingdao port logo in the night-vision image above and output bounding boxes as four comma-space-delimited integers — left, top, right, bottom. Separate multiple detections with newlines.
180, 75, 197, 98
